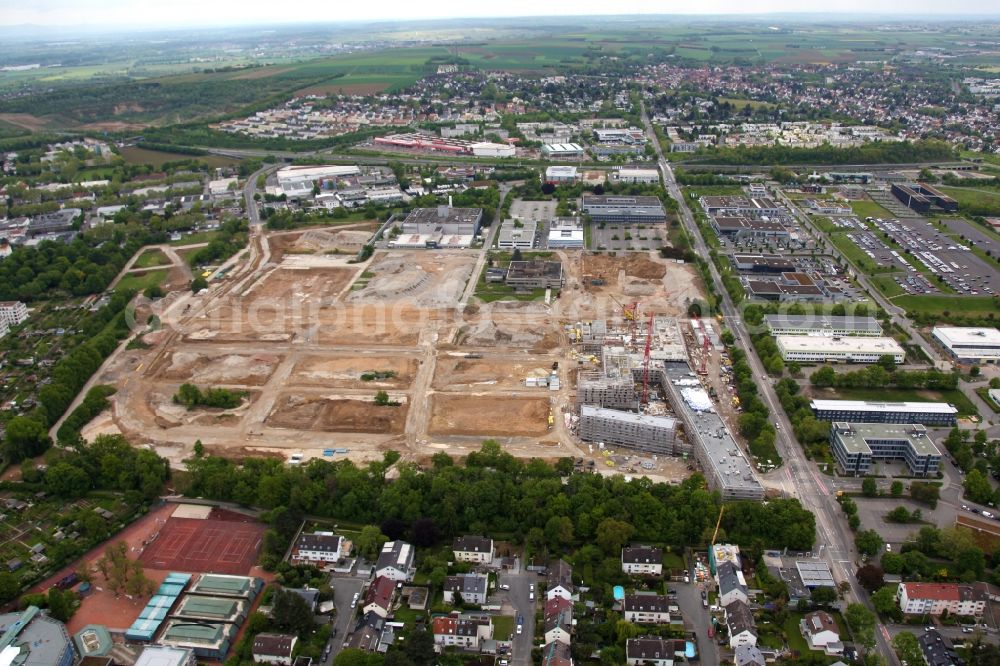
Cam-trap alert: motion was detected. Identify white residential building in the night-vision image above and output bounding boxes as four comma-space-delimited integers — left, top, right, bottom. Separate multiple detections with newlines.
0, 301, 28, 329
621, 546, 663, 576
452, 536, 494, 564
251, 634, 297, 666
623, 595, 670, 624
289, 532, 345, 566
896, 582, 987, 617
799, 611, 843, 655
374, 541, 415, 582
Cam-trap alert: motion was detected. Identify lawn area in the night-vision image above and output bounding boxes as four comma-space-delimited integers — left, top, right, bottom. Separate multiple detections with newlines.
492, 614, 514, 640
119, 145, 239, 169
895, 294, 999, 318
850, 199, 895, 220
782, 613, 811, 656
170, 230, 222, 246
937, 185, 1000, 216
811, 387, 979, 417
133, 249, 170, 269
976, 387, 999, 413
474, 250, 553, 302
392, 605, 424, 629
810, 216, 840, 234
826, 231, 897, 275
683, 185, 745, 197
871, 273, 906, 298
115, 269, 168, 294
662, 550, 685, 571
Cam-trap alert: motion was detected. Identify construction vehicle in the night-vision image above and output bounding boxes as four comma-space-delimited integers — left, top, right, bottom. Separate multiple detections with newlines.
711, 505, 725, 546
731, 396, 741, 408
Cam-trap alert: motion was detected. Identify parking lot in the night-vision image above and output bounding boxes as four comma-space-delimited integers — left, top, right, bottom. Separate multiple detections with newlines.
871, 218, 999, 295
590, 223, 666, 251
509, 198, 557, 222
939, 217, 998, 256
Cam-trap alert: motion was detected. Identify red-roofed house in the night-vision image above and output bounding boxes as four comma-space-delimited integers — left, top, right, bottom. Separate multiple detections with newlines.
897, 582, 987, 616
544, 596, 573, 646
431, 613, 493, 649
362, 576, 397, 618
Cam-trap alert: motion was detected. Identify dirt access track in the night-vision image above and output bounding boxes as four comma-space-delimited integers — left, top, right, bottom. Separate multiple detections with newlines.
98, 222, 703, 473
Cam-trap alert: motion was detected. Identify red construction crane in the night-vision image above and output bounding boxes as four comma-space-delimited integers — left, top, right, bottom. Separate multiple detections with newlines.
640, 313, 655, 406
700, 331, 711, 375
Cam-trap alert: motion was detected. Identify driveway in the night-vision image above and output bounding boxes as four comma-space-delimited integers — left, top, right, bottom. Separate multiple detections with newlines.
674, 573, 720, 665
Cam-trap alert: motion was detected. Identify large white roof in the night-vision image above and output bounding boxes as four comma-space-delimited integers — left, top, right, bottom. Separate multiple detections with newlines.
932, 326, 1000, 347
811, 400, 957, 414
776, 335, 903, 354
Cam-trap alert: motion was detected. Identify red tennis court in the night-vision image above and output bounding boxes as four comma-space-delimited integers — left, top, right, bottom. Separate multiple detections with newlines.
139, 515, 265, 576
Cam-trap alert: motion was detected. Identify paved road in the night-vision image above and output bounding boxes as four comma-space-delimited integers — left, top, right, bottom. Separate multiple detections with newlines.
501, 568, 538, 666
641, 103, 899, 666
326, 576, 366, 662
674, 578, 720, 665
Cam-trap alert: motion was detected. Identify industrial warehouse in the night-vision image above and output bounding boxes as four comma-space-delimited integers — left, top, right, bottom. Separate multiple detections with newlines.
388, 203, 484, 249
931, 326, 1000, 364
374, 132, 516, 157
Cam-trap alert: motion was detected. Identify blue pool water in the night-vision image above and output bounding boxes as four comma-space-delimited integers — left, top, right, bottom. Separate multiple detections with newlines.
613, 585, 624, 600
685, 642, 696, 658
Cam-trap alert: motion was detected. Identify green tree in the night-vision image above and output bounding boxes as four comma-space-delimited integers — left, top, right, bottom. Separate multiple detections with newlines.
596, 518, 634, 555
872, 586, 899, 616
846, 602, 876, 649
374, 390, 390, 406
887, 506, 912, 523
0, 573, 18, 603
356, 525, 388, 561
46, 587, 72, 622
44, 462, 91, 498
862, 477, 878, 497
190, 275, 208, 292
810, 365, 836, 387
880, 552, 904, 574
855, 530, 884, 557
856, 564, 884, 593
333, 649, 384, 666
890, 480, 904, 498
892, 632, 924, 665
964, 469, 994, 505
810, 586, 837, 606
271, 587, 315, 634
2, 417, 51, 463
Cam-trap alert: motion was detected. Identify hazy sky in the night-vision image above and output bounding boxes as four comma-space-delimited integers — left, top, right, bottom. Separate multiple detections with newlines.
4, 0, 997, 28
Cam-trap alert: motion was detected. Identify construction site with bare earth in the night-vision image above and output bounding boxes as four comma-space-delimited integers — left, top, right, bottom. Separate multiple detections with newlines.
78, 220, 754, 489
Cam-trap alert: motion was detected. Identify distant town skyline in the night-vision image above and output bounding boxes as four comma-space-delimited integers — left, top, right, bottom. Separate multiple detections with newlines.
5, 1, 999, 29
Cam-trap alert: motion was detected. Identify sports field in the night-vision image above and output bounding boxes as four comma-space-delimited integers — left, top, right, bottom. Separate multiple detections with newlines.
140, 511, 264, 576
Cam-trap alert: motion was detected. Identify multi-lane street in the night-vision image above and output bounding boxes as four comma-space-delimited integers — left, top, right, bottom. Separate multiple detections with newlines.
641, 103, 900, 665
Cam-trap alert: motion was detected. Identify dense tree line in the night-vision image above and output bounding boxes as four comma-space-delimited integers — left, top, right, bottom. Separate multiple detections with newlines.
810, 364, 959, 391
173, 383, 246, 410
0, 236, 142, 302
56, 385, 117, 445
41, 433, 169, 502
186, 218, 248, 267
774, 378, 832, 459
182, 442, 817, 558
686, 139, 955, 165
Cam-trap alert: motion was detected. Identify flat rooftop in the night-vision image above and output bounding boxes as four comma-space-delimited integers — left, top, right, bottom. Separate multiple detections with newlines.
832, 422, 941, 457
764, 314, 881, 334
932, 326, 1000, 347
811, 400, 957, 415
795, 561, 835, 587
775, 335, 904, 354
582, 195, 664, 207
506, 260, 562, 280
402, 206, 482, 227
580, 405, 677, 429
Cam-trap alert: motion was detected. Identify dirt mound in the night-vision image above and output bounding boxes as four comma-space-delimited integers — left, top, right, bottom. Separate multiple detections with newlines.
625, 255, 667, 280
267, 394, 407, 433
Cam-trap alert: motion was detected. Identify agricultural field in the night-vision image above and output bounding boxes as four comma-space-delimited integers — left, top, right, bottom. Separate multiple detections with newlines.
937, 185, 1000, 216
118, 146, 240, 169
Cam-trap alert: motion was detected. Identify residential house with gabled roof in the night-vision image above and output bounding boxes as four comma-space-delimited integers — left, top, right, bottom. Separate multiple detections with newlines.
626, 637, 683, 666
725, 600, 758, 649
374, 541, 414, 582
362, 576, 396, 618
547, 559, 574, 601
544, 596, 573, 646
452, 536, 494, 565
251, 633, 297, 666
800, 610, 843, 655
443, 573, 488, 606
623, 594, 670, 624
621, 546, 663, 576
734, 644, 766, 666
717, 561, 749, 607
431, 613, 492, 650
541, 640, 573, 666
